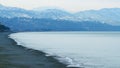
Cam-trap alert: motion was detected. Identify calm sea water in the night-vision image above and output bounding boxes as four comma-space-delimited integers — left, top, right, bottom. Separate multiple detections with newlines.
10, 32, 120, 68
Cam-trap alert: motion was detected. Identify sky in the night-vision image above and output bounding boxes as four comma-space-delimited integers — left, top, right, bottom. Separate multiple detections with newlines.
0, 0, 120, 12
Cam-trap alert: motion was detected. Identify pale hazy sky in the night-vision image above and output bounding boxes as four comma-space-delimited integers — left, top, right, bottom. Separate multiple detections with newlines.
0, 0, 120, 12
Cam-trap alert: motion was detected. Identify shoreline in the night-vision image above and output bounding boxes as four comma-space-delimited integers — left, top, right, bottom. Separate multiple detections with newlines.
0, 32, 71, 68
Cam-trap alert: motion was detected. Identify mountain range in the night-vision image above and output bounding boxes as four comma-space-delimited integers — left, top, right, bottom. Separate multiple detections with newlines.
0, 4, 120, 31
0, 4, 120, 25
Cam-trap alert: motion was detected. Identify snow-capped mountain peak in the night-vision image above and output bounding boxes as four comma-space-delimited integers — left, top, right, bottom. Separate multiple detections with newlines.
32, 8, 74, 20
0, 4, 120, 25
75, 8, 120, 25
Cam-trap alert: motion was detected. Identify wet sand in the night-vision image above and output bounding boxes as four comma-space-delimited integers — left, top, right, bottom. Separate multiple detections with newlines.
0, 32, 72, 68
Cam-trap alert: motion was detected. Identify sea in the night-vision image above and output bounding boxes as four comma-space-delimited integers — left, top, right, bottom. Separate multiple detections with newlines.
10, 32, 120, 68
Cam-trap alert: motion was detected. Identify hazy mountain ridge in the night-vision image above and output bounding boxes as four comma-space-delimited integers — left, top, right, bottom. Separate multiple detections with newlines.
75, 8, 120, 25
0, 4, 120, 31
1, 4, 120, 25
0, 17, 120, 31
0, 4, 33, 18
32, 9, 74, 20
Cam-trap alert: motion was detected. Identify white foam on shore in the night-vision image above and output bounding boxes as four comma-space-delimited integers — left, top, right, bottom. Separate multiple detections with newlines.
9, 32, 120, 68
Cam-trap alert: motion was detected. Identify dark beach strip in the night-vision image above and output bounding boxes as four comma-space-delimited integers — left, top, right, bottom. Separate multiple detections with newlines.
0, 32, 78, 68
